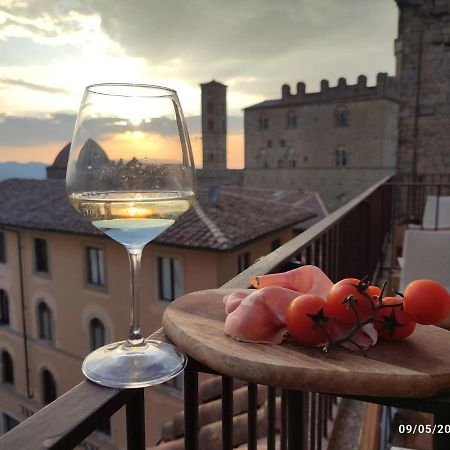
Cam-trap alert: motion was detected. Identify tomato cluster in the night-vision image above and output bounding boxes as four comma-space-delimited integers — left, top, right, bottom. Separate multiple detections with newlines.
285, 277, 450, 348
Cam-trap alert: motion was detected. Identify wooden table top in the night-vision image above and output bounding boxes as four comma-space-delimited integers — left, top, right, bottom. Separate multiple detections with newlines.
163, 289, 450, 397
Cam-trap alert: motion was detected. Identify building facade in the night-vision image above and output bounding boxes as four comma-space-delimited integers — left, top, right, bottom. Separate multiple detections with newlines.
243, 74, 399, 210
395, 0, 450, 177
0, 174, 318, 448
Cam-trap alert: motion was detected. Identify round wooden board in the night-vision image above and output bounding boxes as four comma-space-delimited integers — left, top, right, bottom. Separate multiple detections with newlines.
163, 289, 450, 397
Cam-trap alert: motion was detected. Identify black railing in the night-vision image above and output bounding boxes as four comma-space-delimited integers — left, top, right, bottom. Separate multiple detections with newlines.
1, 174, 449, 450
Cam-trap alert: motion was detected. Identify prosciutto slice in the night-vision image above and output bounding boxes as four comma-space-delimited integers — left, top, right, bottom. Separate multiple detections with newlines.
224, 264, 378, 349
250, 265, 333, 301
224, 287, 300, 344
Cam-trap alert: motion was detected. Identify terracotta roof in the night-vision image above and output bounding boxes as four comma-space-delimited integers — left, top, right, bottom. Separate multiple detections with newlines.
0, 179, 320, 251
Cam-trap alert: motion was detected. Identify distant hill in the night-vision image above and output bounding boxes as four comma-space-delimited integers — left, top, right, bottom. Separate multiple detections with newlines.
0, 162, 47, 181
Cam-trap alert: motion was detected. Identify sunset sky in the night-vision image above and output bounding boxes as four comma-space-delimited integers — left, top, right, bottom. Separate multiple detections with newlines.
0, 0, 398, 169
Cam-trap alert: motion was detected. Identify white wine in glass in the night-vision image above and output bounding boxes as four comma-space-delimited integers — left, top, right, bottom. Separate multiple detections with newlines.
67, 84, 196, 388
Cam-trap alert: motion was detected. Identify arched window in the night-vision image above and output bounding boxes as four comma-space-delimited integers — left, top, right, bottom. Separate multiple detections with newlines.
1, 351, 14, 384
42, 369, 57, 404
37, 301, 53, 341
0, 289, 9, 325
89, 318, 106, 351
335, 107, 349, 127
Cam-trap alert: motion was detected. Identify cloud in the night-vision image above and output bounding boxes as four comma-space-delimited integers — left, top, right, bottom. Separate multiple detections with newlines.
86, 0, 397, 92
0, 113, 75, 146
0, 0, 398, 96
0, 78, 70, 94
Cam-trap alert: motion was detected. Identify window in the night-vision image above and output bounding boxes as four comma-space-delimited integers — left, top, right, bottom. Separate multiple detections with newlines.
89, 318, 106, 351
0, 290, 9, 326
238, 252, 250, 273
2, 413, 19, 432
34, 238, 49, 273
335, 107, 349, 127
288, 160, 297, 168
267, 140, 272, 148
207, 101, 213, 113
271, 239, 281, 251
258, 117, 269, 130
1, 351, 14, 385
278, 159, 284, 168
158, 257, 182, 301
86, 247, 106, 286
207, 119, 214, 131
0, 232, 5, 263
287, 113, 297, 129
42, 369, 57, 405
335, 148, 348, 167
37, 301, 53, 341
280, 139, 286, 148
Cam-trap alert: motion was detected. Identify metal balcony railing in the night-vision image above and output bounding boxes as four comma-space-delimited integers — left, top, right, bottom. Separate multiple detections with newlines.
0, 174, 449, 450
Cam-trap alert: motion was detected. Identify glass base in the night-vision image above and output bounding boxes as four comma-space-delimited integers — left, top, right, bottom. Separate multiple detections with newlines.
82, 339, 187, 388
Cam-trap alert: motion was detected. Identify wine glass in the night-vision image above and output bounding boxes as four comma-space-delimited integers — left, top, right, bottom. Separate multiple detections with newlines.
66, 83, 196, 388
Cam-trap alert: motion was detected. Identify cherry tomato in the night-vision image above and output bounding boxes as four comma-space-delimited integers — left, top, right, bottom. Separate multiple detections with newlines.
324, 278, 373, 325
373, 297, 416, 340
403, 279, 450, 325
367, 285, 382, 306
285, 294, 329, 346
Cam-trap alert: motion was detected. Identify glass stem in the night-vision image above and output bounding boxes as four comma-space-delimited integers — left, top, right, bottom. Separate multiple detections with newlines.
126, 247, 145, 347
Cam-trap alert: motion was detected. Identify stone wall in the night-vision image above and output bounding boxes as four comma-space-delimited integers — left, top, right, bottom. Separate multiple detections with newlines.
396, 0, 450, 175
201, 81, 227, 171
243, 79, 399, 210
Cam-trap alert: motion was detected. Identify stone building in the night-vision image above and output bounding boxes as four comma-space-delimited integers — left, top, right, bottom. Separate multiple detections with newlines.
395, 0, 450, 177
243, 74, 399, 210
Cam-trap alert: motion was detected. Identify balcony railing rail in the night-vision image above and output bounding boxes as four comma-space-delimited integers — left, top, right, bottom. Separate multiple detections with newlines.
1, 174, 449, 450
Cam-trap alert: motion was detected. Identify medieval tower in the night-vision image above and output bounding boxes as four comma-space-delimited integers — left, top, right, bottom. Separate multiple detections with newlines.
395, 0, 450, 178
201, 80, 227, 171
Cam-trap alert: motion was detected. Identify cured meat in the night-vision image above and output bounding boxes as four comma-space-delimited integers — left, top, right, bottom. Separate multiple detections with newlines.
224, 287, 300, 344
250, 265, 333, 301
223, 291, 248, 314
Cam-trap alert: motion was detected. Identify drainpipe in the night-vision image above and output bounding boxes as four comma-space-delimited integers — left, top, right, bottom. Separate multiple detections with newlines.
2, 226, 33, 398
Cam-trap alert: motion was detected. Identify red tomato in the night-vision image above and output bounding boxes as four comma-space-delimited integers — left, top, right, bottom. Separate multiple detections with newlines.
403, 279, 450, 325
285, 294, 329, 346
367, 285, 382, 306
374, 297, 416, 340
324, 278, 373, 325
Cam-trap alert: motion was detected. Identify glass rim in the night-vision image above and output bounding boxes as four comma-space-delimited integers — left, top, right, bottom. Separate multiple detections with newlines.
85, 83, 178, 98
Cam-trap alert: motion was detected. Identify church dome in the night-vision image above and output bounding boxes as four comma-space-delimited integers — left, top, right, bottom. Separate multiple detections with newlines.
46, 142, 70, 179
51, 142, 71, 169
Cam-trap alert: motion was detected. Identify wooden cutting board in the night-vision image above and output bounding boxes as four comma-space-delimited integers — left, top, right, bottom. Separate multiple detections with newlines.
163, 289, 450, 397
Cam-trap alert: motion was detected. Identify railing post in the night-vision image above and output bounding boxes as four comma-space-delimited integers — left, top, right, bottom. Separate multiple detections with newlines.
267, 386, 277, 450
433, 413, 450, 450
126, 388, 145, 450
248, 383, 258, 450
184, 359, 199, 450
222, 375, 234, 450
287, 389, 304, 450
